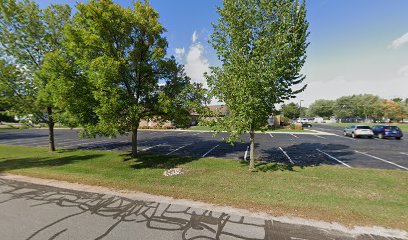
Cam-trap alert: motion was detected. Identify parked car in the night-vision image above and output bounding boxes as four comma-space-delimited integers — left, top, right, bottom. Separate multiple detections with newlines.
371, 125, 403, 140
302, 123, 312, 128
343, 125, 374, 138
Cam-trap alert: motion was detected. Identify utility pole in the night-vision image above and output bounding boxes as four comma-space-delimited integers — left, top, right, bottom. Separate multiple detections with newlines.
299, 100, 304, 120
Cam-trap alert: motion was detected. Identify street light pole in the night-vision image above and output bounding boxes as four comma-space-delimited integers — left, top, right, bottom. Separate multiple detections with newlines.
299, 100, 304, 120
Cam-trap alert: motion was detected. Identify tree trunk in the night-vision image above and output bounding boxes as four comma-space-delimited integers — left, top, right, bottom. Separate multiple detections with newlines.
47, 106, 55, 151
249, 128, 255, 171
131, 126, 139, 158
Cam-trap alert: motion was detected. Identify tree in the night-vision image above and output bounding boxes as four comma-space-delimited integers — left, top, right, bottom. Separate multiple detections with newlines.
0, 0, 71, 151
206, 0, 309, 170
281, 102, 300, 120
392, 97, 403, 103
48, 0, 204, 157
333, 96, 356, 120
382, 99, 405, 122
354, 94, 383, 122
402, 98, 408, 119
331, 95, 384, 122
307, 99, 334, 118
0, 59, 29, 122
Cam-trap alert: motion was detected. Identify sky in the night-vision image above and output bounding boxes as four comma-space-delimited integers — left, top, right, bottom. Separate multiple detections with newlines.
36, 0, 408, 106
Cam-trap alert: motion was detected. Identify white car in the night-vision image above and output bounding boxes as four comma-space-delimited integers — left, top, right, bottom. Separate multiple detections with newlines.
343, 125, 374, 138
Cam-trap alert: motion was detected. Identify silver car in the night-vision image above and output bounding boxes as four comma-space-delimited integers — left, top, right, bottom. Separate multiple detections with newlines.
343, 125, 374, 138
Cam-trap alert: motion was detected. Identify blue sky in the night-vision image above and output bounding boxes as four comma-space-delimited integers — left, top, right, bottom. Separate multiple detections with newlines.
37, 0, 408, 106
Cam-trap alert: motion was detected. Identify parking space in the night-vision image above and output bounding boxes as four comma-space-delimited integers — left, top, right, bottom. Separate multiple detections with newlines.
0, 128, 407, 171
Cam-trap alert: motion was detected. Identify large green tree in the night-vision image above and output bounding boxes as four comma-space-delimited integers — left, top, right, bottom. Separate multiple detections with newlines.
333, 96, 356, 120
206, 0, 309, 170
307, 99, 334, 118
280, 102, 300, 120
46, 0, 205, 157
332, 94, 383, 121
0, 59, 29, 121
0, 0, 71, 151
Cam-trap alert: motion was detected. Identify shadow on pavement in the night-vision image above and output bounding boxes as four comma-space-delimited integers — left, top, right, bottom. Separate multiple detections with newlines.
260, 142, 353, 168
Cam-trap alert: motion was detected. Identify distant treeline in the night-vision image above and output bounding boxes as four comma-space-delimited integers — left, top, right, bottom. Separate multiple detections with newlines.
281, 94, 408, 121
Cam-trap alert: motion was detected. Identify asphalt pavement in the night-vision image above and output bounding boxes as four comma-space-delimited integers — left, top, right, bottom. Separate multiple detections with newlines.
0, 126, 407, 170
0, 177, 406, 240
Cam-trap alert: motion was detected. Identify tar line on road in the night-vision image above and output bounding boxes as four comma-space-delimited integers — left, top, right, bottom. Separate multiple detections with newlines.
1, 177, 407, 240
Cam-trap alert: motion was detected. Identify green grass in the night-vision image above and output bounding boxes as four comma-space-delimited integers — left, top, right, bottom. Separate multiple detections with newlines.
0, 144, 407, 230
318, 123, 408, 131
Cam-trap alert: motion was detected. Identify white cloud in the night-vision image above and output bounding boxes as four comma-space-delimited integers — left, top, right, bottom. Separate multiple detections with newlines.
174, 48, 185, 61
184, 32, 210, 89
388, 32, 408, 49
185, 44, 209, 88
192, 31, 198, 43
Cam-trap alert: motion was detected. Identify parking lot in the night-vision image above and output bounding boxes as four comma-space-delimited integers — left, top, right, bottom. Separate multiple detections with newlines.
0, 126, 407, 171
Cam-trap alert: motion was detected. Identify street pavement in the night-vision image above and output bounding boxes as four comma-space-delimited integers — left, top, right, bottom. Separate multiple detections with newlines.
0, 177, 406, 240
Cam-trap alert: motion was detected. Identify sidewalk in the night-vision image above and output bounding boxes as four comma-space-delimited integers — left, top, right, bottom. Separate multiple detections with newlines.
0, 174, 406, 240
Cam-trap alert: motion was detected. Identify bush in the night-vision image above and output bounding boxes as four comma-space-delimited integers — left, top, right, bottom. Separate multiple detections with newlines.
289, 123, 303, 130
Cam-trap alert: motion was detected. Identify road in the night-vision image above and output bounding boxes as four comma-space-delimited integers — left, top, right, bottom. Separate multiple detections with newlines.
0, 127, 407, 170
0, 177, 405, 240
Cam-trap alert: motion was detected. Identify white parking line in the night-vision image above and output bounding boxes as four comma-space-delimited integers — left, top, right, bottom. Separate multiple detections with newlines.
243, 146, 249, 160
140, 143, 166, 152
400, 152, 408, 156
313, 135, 326, 139
290, 133, 299, 139
316, 149, 352, 168
278, 147, 294, 164
355, 151, 408, 170
166, 143, 192, 155
202, 144, 220, 157
268, 133, 273, 138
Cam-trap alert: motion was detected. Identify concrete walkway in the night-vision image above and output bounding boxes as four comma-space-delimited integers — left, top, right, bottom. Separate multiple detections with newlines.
0, 174, 406, 240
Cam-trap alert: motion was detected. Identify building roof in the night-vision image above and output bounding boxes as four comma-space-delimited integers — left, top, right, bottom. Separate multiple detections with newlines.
207, 105, 228, 116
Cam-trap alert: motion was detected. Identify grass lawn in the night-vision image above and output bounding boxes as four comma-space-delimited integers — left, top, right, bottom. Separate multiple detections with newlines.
0, 144, 407, 230
319, 123, 408, 131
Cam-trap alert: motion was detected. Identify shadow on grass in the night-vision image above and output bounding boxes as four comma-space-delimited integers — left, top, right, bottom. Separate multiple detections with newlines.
121, 153, 201, 170
239, 160, 295, 172
0, 153, 104, 172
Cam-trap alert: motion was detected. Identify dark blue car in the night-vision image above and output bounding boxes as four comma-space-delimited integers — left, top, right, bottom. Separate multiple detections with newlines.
372, 125, 403, 140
